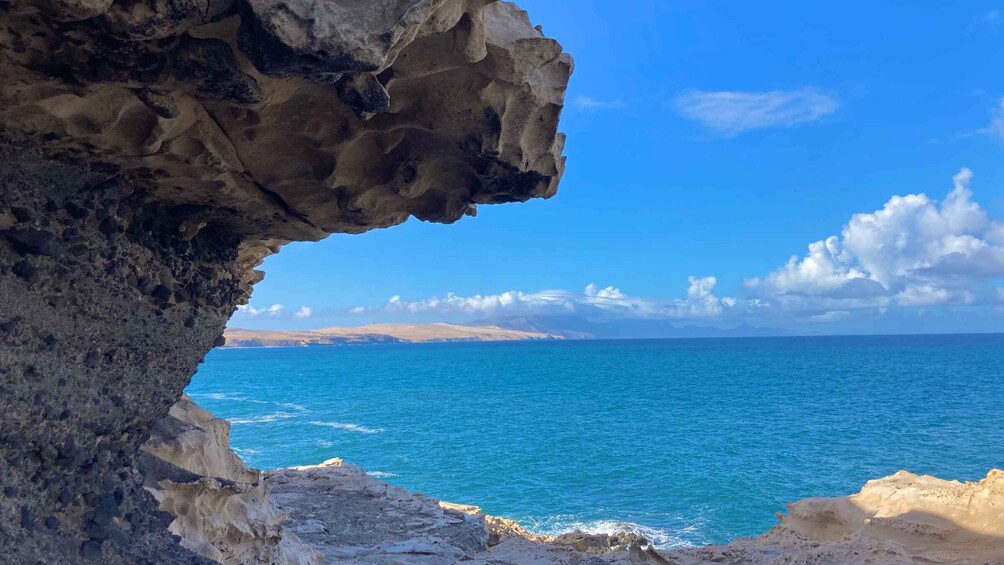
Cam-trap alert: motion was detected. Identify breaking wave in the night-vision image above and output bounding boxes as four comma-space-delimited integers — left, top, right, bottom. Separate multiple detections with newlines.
522, 516, 698, 549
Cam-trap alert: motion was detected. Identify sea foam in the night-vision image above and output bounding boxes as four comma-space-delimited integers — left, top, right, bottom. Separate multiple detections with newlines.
229, 412, 299, 425
191, 392, 269, 404
308, 421, 385, 434
525, 517, 696, 549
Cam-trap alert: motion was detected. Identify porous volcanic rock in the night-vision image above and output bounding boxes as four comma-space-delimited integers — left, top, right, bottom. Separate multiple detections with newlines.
0, 1, 570, 562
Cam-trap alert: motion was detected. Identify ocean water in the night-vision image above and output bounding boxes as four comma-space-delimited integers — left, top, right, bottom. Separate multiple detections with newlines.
186, 335, 1004, 548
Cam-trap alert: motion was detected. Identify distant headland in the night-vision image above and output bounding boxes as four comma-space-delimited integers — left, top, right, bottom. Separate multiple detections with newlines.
223, 315, 802, 347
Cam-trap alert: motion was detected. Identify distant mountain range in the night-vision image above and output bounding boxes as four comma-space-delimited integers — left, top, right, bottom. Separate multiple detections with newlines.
224, 316, 803, 348
468, 315, 802, 340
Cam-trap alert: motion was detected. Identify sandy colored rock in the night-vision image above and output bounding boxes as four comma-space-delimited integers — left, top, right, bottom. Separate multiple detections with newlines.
142, 395, 320, 564
144, 394, 260, 484
662, 469, 1004, 565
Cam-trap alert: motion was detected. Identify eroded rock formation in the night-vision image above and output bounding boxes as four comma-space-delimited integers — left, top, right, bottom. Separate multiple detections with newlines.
666, 470, 1004, 565
0, 1, 570, 562
142, 395, 321, 564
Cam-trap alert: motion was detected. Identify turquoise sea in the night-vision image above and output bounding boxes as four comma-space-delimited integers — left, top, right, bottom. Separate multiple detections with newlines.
186, 335, 1004, 548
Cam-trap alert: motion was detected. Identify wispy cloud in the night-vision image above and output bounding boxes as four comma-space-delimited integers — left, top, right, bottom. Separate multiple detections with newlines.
568, 95, 626, 112
986, 97, 1004, 142
969, 9, 1002, 32
934, 97, 1004, 144
674, 88, 838, 137
294, 306, 313, 319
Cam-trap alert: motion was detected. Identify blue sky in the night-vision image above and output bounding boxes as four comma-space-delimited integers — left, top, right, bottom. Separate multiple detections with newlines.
234, 1, 1004, 334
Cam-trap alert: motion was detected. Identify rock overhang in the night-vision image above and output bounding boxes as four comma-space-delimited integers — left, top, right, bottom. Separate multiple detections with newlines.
2, 0, 571, 255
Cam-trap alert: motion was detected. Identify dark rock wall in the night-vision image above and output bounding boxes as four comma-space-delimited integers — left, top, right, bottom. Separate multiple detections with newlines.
0, 142, 237, 563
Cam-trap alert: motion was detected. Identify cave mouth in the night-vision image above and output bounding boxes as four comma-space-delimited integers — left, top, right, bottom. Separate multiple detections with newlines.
0, 0, 572, 561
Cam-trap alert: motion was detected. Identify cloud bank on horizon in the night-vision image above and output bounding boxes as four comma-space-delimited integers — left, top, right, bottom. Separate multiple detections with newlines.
318, 168, 1002, 327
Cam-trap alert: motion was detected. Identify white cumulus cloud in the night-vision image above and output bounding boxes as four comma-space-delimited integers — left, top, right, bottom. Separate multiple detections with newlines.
675, 88, 838, 137
234, 304, 285, 318
664, 276, 734, 318
747, 168, 1004, 313
233, 304, 315, 320
374, 278, 734, 320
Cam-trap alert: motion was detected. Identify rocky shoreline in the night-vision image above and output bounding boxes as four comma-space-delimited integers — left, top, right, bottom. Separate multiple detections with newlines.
2, 1, 1002, 562
144, 395, 1004, 565
143, 395, 644, 564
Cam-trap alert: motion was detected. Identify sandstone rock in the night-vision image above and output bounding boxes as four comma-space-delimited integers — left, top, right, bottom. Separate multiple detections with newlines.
661, 469, 1004, 565
143, 395, 321, 564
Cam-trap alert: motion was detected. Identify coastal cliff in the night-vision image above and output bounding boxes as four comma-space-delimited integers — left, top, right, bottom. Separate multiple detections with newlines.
1, 1, 1002, 563
0, 0, 568, 562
